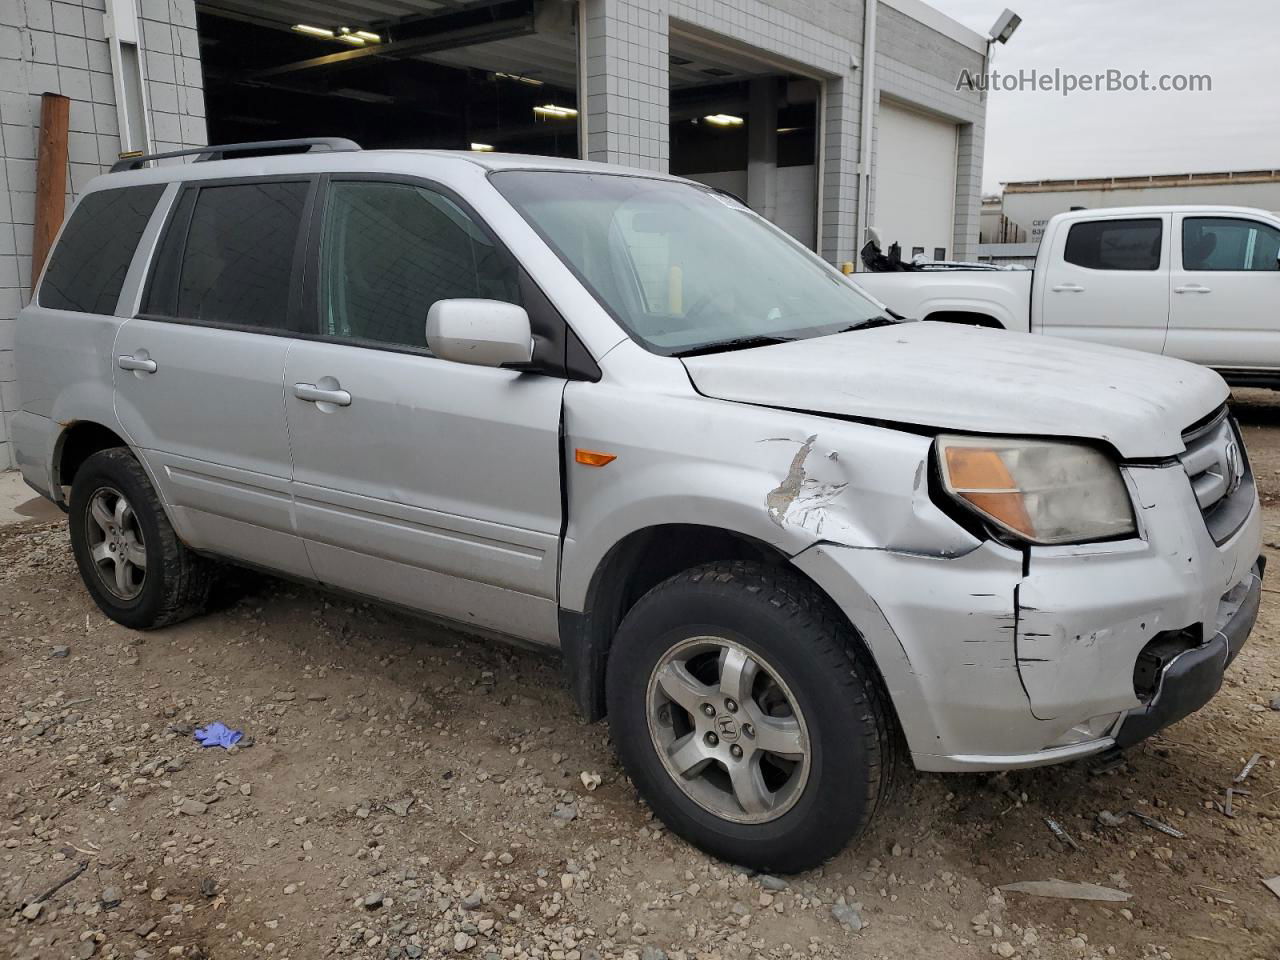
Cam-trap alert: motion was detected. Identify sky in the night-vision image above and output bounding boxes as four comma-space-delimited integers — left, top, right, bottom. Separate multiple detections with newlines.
924, 0, 1280, 193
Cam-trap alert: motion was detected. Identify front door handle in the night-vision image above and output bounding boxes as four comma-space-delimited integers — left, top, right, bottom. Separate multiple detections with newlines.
1174, 284, 1212, 294
117, 355, 157, 373
1051, 283, 1085, 293
293, 382, 352, 407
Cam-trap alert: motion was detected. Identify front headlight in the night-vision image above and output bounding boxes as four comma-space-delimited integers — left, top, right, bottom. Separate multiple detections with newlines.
937, 435, 1136, 545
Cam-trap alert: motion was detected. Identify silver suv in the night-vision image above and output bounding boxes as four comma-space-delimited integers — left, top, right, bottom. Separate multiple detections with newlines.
12, 139, 1263, 872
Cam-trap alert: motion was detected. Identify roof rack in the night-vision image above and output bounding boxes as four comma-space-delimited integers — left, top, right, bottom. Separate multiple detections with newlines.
110, 137, 362, 173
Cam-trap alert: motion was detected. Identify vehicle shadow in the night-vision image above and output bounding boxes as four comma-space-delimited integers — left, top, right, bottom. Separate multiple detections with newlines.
1228, 387, 1280, 426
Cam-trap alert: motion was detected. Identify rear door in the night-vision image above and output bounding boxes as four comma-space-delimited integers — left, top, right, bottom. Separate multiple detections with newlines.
20, 182, 167, 440
283, 176, 565, 643
1037, 214, 1171, 353
114, 177, 315, 578
1165, 213, 1280, 370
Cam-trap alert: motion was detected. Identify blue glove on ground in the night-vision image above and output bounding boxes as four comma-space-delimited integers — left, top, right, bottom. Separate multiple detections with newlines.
193, 722, 243, 748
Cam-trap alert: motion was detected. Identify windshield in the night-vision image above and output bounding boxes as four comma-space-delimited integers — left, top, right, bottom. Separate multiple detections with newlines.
490, 171, 888, 355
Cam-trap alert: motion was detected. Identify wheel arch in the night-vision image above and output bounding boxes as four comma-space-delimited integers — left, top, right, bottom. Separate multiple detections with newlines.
51, 423, 178, 535
52, 420, 132, 500
558, 523, 899, 732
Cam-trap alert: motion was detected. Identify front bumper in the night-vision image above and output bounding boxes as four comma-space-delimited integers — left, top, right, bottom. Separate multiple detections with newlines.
794, 458, 1263, 773
1113, 558, 1262, 749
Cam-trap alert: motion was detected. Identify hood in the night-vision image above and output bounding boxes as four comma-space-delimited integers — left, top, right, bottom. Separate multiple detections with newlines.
682, 322, 1228, 459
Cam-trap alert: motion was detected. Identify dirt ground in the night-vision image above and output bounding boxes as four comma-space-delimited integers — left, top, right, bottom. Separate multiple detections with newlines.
4, 393, 1280, 960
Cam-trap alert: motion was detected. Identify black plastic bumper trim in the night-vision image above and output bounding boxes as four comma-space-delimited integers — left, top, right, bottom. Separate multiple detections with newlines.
1114, 557, 1263, 749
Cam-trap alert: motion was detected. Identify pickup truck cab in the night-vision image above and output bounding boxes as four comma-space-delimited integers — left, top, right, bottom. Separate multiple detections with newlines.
12, 141, 1263, 872
855, 206, 1280, 386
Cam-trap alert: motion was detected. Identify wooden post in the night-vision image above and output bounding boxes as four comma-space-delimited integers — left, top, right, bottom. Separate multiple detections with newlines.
31, 92, 71, 294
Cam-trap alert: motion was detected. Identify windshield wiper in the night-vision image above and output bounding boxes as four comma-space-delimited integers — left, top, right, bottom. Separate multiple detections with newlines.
673, 335, 796, 358
836, 315, 899, 332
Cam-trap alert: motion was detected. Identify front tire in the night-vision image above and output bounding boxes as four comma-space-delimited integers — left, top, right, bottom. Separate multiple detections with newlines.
68, 448, 212, 630
606, 561, 893, 872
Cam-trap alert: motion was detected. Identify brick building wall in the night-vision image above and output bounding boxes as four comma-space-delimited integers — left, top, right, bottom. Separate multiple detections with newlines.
582, 0, 987, 267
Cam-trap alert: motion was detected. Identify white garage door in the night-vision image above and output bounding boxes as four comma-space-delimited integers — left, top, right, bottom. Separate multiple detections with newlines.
874, 101, 958, 261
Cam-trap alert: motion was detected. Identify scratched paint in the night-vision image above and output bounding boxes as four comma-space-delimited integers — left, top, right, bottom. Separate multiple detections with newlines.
765, 435, 817, 527
764, 436, 850, 535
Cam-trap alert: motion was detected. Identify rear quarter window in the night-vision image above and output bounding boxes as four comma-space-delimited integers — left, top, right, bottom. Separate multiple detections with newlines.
1063, 218, 1163, 271
38, 184, 165, 313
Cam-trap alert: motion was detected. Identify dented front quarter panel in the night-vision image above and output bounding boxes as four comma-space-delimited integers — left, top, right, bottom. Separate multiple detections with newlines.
562, 340, 1260, 773
793, 539, 1037, 768
1016, 464, 1262, 724
558, 341, 983, 613
559, 341, 1045, 765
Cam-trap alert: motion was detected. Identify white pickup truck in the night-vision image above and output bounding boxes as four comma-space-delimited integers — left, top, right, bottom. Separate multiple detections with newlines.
855, 205, 1280, 387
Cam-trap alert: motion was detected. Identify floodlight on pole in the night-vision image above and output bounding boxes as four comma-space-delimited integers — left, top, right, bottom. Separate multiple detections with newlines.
988, 8, 1021, 44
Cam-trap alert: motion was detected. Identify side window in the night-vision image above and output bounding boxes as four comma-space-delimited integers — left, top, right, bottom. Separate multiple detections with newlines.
1183, 217, 1280, 272
319, 180, 521, 350
39, 184, 164, 313
155, 181, 308, 329
1063, 218, 1163, 271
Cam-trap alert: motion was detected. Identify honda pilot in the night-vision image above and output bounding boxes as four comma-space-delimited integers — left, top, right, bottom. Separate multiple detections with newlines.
12, 139, 1262, 872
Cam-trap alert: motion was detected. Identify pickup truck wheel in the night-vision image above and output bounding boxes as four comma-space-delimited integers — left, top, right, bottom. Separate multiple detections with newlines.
606, 561, 892, 872
68, 448, 213, 630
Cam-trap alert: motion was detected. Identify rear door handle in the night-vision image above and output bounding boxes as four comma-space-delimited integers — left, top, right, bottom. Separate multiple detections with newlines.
293, 382, 352, 407
1174, 284, 1212, 294
117, 355, 157, 373
1051, 283, 1085, 293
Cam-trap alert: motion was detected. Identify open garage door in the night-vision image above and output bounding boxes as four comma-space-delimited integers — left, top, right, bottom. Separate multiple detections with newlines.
196, 0, 580, 158
667, 29, 819, 249
874, 100, 958, 261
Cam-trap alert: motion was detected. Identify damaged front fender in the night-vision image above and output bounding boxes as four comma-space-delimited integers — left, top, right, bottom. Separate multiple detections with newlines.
757, 428, 980, 558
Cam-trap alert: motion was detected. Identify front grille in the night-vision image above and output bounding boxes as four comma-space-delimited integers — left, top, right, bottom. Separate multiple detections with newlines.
1179, 405, 1253, 544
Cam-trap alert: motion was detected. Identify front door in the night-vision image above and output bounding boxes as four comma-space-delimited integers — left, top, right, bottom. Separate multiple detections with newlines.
1165, 213, 1280, 370
1037, 214, 1171, 354
283, 177, 565, 643
115, 178, 314, 579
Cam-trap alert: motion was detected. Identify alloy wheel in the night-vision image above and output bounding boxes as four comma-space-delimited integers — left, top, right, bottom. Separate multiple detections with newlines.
646, 636, 811, 824
84, 486, 147, 600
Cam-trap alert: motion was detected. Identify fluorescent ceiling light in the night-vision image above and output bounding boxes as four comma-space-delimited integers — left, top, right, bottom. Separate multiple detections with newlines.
533, 105, 578, 118
495, 71, 543, 86
703, 114, 743, 126
333, 87, 395, 104
470, 143, 495, 152
295, 24, 381, 44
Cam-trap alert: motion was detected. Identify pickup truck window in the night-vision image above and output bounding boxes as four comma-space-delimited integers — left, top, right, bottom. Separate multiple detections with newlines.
319, 180, 521, 349
39, 184, 164, 314
491, 170, 885, 355
1064, 218, 1162, 271
1183, 217, 1280, 272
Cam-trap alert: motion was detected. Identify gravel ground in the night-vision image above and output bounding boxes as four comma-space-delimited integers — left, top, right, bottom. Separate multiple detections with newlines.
3, 392, 1280, 960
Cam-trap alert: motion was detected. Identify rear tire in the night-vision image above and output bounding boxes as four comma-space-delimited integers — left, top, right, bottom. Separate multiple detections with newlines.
68, 447, 212, 629
606, 561, 893, 872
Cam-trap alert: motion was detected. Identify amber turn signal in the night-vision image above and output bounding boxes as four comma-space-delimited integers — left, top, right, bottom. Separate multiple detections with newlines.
575, 449, 617, 467
941, 444, 1035, 539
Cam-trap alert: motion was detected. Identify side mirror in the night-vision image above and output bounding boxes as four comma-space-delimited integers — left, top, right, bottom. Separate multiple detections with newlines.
425, 299, 533, 368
